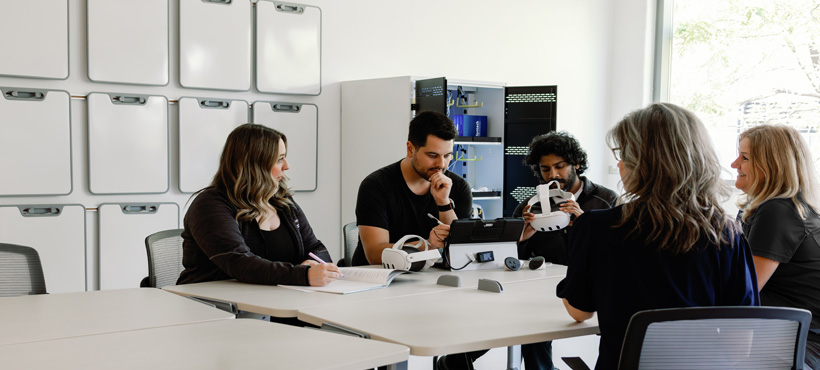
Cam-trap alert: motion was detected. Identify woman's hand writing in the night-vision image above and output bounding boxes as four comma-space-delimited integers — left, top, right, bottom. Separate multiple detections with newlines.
306, 262, 341, 286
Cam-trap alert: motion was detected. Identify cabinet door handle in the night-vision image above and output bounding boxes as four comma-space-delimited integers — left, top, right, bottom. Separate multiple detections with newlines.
271, 103, 301, 113
121, 204, 159, 214
20, 206, 62, 216
275, 3, 304, 14
4, 90, 46, 100
111, 95, 147, 105
200, 99, 230, 109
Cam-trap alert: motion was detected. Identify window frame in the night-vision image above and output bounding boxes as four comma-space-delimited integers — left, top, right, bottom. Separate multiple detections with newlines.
653, 0, 673, 103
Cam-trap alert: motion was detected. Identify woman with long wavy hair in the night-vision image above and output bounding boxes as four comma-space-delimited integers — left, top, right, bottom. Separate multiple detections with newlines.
177, 123, 339, 287
731, 124, 820, 369
557, 103, 759, 370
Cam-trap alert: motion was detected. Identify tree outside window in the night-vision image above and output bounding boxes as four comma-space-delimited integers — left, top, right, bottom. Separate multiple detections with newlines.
669, 0, 820, 177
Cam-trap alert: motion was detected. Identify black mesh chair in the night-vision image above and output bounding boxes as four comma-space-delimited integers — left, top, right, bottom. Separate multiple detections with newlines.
564, 306, 812, 370
0, 243, 47, 296
142, 229, 185, 288
620, 306, 811, 369
338, 222, 358, 267
142, 229, 268, 320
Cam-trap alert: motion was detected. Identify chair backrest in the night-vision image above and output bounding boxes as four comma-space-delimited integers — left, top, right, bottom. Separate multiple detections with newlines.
619, 306, 812, 370
339, 222, 358, 267
0, 243, 47, 297
145, 229, 185, 288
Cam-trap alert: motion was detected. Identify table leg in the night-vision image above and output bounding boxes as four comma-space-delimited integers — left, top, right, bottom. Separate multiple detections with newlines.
506, 345, 521, 370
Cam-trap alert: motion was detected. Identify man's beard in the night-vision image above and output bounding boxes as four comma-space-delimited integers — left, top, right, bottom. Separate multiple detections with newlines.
551, 166, 578, 192
411, 156, 444, 181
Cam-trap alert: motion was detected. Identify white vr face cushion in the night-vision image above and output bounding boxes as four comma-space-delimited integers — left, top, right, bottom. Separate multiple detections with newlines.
381, 234, 441, 271
527, 180, 575, 232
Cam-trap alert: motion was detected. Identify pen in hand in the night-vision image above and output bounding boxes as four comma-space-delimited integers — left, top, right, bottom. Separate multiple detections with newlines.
308, 252, 343, 277
427, 213, 445, 225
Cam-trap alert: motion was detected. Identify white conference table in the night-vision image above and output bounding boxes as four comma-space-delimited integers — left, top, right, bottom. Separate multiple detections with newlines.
0, 288, 235, 346
298, 278, 599, 357
0, 319, 410, 370
163, 264, 567, 318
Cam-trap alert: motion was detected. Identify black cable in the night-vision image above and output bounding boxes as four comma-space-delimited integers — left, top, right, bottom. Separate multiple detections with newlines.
440, 245, 473, 270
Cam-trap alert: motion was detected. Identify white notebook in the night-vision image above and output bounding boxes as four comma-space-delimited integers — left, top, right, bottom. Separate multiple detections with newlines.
279, 267, 407, 294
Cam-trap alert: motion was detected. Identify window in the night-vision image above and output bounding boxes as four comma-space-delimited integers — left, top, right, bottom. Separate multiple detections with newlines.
658, 0, 820, 178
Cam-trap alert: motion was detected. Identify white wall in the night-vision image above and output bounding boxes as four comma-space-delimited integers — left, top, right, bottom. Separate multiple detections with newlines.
602, 0, 657, 191
0, 0, 655, 288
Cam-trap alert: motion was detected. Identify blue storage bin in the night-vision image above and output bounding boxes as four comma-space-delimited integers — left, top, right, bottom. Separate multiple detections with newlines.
453, 115, 487, 137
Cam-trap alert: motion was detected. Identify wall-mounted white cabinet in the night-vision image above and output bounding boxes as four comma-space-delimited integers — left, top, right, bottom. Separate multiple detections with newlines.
0, 205, 86, 293
0, 88, 72, 197
0, 0, 68, 80
178, 97, 248, 193
87, 0, 169, 86
98, 203, 179, 290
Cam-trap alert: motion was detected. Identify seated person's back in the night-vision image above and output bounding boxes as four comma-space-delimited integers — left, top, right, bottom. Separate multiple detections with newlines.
557, 103, 759, 370
559, 205, 757, 367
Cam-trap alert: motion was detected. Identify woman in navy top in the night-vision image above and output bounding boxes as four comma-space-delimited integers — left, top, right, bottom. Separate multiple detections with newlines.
731, 124, 820, 369
557, 103, 759, 370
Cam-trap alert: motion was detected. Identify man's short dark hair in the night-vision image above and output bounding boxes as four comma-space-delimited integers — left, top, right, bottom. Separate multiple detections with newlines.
524, 131, 589, 177
408, 111, 458, 148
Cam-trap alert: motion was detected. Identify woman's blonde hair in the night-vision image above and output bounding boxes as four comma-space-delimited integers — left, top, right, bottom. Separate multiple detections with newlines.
737, 124, 820, 222
202, 123, 292, 223
607, 102, 735, 254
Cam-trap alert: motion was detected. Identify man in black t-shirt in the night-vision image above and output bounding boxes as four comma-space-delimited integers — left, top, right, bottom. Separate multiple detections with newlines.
353, 111, 480, 370
352, 111, 472, 266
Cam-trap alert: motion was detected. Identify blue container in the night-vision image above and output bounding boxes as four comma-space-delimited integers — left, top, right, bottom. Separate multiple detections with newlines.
453, 115, 487, 137
453, 116, 465, 136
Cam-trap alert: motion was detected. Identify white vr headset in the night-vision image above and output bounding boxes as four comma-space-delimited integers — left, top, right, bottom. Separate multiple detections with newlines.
381, 234, 441, 272
527, 180, 575, 232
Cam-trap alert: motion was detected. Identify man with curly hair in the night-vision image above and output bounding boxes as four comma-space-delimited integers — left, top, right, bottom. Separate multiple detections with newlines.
513, 131, 618, 370
515, 131, 618, 264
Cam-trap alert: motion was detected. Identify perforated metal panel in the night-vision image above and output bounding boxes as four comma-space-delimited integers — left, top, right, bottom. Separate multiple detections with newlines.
414, 77, 447, 114
503, 85, 557, 216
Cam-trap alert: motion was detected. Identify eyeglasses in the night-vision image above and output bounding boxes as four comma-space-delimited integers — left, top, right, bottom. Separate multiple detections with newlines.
611, 148, 622, 161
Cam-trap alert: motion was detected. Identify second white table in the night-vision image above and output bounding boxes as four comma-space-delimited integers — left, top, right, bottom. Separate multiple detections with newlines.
0, 288, 234, 346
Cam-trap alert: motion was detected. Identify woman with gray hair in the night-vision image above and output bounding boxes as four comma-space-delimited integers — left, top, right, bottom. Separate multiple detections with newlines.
557, 102, 759, 370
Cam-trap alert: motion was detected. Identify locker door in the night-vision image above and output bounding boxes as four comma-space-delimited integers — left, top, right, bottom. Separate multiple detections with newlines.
503, 85, 558, 216
414, 77, 447, 115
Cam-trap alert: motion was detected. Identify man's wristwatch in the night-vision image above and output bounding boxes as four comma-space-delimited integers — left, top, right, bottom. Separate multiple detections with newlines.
437, 198, 454, 212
